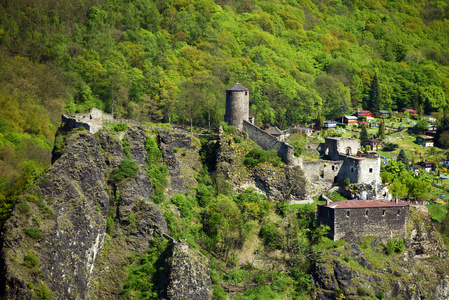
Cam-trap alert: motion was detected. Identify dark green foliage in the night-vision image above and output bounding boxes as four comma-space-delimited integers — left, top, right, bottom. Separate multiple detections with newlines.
24, 228, 42, 239
22, 253, 39, 268
415, 120, 429, 133
259, 222, 283, 249
244, 148, 282, 167
145, 136, 162, 165
109, 159, 139, 184
369, 73, 380, 112
382, 142, 398, 151
145, 136, 167, 204
357, 286, 368, 296
377, 290, 385, 299
360, 125, 368, 143
212, 284, 227, 300
122, 234, 170, 299
396, 149, 410, 170
122, 139, 131, 158
378, 119, 385, 140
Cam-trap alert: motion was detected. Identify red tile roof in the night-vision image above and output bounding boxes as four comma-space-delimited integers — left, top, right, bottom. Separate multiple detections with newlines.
320, 200, 410, 209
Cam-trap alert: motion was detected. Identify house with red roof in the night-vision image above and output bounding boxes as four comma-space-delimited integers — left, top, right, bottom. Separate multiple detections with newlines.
317, 199, 410, 241
356, 110, 373, 118
404, 109, 418, 115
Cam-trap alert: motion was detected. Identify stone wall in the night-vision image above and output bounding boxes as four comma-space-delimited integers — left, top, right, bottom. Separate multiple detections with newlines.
305, 142, 325, 156
302, 160, 343, 184
243, 121, 300, 166
324, 138, 361, 160
318, 205, 409, 241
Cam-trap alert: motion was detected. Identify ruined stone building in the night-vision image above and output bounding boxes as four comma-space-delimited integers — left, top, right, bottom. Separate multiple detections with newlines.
317, 199, 410, 241
302, 137, 381, 186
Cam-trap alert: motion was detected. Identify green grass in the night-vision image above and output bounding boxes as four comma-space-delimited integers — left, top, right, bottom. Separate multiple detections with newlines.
427, 204, 448, 222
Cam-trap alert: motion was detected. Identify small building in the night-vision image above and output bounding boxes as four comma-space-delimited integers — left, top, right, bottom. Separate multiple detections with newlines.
416, 135, 434, 147
317, 200, 410, 241
362, 139, 382, 151
413, 161, 435, 172
324, 121, 337, 129
343, 116, 358, 126
404, 109, 418, 115
427, 124, 437, 132
296, 127, 313, 135
265, 126, 285, 142
356, 110, 373, 118
377, 110, 390, 117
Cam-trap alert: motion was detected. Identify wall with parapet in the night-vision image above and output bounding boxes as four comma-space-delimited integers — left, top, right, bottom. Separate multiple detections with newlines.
243, 121, 300, 166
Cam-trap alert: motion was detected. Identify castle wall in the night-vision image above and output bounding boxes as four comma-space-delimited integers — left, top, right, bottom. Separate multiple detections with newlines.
302, 160, 343, 184
305, 142, 325, 156
325, 206, 409, 241
325, 138, 361, 160
225, 90, 249, 130
243, 121, 299, 166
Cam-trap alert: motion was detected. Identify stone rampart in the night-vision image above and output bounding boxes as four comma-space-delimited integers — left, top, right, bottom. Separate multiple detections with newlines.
302, 160, 343, 184
243, 121, 300, 166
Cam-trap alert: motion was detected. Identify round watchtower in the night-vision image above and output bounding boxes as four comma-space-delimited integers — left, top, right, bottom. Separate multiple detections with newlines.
224, 83, 249, 130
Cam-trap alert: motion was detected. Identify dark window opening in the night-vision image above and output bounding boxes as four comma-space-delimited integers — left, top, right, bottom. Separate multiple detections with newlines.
332, 166, 335, 170
382, 210, 385, 216
369, 168, 373, 173
365, 210, 369, 216
351, 168, 354, 172
245, 91, 248, 96
346, 211, 350, 217
397, 210, 400, 215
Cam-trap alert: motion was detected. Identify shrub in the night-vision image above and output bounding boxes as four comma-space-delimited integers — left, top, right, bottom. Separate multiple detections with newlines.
108, 123, 128, 132
385, 239, 395, 255
259, 222, 283, 249
171, 194, 193, 220
357, 286, 368, 296
106, 217, 114, 234
212, 284, 227, 300
24, 228, 42, 239
22, 253, 39, 268
220, 121, 237, 135
109, 159, 139, 184
377, 290, 385, 299
244, 148, 282, 167
17, 200, 30, 214
233, 136, 243, 143
383, 142, 398, 151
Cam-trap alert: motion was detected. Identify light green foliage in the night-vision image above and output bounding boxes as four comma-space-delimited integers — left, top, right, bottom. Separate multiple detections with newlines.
171, 193, 194, 220
220, 122, 237, 135
244, 148, 283, 167
287, 133, 306, 157
123, 234, 169, 299
22, 253, 39, 268
145, 136, 167, 204
259, 221, 283, 249
105, 123, 128, 132
385, 238, 405, 255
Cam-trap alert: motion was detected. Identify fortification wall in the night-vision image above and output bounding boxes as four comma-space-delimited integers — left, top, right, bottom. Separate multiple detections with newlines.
305, 142, 325, 156
302, 160, 343, 184
243, 121, 299, 166
329, 206, 409, 241
325, 138, 361, 160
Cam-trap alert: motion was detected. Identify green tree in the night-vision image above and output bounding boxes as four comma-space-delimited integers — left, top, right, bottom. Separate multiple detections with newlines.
369, 73, 380, 112
360, 125, 368, 143
378, 119, 385, 140
396, 149, 410, 170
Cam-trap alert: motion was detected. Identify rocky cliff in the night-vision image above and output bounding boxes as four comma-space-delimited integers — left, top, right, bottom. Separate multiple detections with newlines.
311, 208, 449, 300
0, 124, 211, 299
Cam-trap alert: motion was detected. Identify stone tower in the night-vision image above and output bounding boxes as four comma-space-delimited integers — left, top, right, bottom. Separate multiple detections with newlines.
224, 83, 249, 130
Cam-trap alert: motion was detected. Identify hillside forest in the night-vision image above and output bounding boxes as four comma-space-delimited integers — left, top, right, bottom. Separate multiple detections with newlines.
0, 0, 448, 226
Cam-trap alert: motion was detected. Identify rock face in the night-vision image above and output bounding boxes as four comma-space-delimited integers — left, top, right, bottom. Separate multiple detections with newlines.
311, 210, 449, 300
0, 125, 211, 299
166, 242, 213, 300
215, 132, 310, 201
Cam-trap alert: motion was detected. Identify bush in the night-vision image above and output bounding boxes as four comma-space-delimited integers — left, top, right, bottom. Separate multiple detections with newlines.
24, 228, 42, 239
383, 142, 398, 151
385, 239, 395, 255
22, 253, 39, 268
233, 136, 243, 143
17, 200, 30, 214
171, 193, 193, 220
107, 123, 128, 132
109, 159, 139, 184
357, 286, 368, 296
259, 222, 283, 249
244, 148, 282, 167
106, 217, 114, 234
220, 121, 237, 135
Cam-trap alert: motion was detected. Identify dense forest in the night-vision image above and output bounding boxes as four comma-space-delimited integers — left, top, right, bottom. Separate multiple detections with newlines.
0, 0, 448, 222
